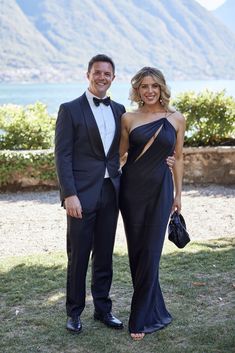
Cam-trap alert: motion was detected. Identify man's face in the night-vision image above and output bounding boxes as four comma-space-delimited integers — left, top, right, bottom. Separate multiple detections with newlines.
87, 61, 115, 98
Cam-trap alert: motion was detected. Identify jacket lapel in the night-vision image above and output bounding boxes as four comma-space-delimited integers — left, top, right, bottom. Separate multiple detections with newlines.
81, 93, 105, 158
108, 101, 121, 157
80, 94, 121, 158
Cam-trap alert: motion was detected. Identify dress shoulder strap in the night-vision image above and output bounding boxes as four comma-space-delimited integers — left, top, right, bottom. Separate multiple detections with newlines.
165, 111, 175, 119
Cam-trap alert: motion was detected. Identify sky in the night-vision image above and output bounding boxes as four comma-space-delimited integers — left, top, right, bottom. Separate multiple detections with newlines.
195, 0, 226, 10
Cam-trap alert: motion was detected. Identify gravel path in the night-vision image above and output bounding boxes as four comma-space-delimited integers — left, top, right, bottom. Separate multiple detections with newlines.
0, 185, 234, 258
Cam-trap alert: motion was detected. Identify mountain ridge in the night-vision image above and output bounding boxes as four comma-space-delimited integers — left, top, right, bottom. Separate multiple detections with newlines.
1, 0, 235, 82
213, 0, 235, 33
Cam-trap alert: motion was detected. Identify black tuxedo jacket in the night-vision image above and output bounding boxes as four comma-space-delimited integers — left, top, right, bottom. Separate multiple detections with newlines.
55, 93, 126, 212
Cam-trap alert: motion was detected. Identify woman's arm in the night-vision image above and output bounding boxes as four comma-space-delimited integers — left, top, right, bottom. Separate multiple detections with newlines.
172, 112, 186, 213
119, 113, 130, 167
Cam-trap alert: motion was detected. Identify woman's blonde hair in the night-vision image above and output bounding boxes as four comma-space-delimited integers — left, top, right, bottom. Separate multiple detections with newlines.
129, 67, 173, 111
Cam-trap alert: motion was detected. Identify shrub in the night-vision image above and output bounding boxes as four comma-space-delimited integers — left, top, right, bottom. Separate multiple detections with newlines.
0, 102, 55, 150
0, 149, 57, 188
173, 90, 235, 146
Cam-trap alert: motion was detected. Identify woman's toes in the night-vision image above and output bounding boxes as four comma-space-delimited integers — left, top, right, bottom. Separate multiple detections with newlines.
130, 333, 145, 340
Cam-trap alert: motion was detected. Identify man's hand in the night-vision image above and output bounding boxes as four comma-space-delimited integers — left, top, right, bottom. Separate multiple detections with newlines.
64, 195, 83, 219
166, 152, 175, 172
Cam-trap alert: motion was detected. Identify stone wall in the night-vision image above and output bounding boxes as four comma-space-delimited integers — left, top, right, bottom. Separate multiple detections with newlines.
183, 146, 235, 185
0, 147, 234, 191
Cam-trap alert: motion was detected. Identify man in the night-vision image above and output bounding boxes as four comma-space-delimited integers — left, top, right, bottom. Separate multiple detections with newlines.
55, 54, 125, 333
55, 54, 174, 334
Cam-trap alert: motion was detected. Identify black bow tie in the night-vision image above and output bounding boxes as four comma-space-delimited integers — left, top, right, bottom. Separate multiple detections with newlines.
93, 96, 110, 107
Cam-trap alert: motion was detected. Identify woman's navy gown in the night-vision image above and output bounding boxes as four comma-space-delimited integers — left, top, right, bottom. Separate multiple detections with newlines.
120, 117, 176, 334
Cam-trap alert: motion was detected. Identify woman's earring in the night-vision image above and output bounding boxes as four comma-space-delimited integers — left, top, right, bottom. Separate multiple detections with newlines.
138, 95, 144, 106
160, 98, 163, 105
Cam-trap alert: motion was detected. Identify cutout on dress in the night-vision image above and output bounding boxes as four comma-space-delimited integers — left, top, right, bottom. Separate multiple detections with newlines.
134, 124, 163, 162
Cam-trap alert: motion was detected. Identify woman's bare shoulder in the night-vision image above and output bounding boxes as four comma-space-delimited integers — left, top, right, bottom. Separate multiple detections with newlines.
122, 110, 140, 118
121, 110, 140, 123
170, 110, 185, 123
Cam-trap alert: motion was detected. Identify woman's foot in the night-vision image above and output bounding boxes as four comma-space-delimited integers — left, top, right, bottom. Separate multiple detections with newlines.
130, 333, 145, 341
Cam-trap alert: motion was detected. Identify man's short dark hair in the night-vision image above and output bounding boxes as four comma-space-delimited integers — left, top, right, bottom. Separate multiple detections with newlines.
88, 54, 115, 74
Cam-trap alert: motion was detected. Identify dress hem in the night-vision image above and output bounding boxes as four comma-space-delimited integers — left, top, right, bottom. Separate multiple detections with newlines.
129, 317, 173, 334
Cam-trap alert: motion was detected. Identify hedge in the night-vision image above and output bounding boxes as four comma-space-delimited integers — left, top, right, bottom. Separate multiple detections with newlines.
0, 149, 57, 189
173, 90, 235, 146
0, 91, 234, 189
0, 102, 55, 150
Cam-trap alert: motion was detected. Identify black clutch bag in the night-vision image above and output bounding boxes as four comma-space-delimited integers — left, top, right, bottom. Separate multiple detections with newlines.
168, 211, 190, 248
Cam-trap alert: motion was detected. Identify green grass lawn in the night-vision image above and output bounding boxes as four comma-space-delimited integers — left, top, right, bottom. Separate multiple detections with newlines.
1, 238, 234, 353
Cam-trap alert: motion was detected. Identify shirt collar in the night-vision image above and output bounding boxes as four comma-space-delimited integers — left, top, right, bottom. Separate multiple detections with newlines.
86, 89, 108, 101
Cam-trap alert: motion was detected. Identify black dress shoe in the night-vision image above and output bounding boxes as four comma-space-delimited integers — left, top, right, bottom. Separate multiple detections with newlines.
94, 312, 123, 329
66, 316, 82, 333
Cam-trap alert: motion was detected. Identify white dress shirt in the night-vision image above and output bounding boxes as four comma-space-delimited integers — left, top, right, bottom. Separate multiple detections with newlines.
85, 89, 116, 178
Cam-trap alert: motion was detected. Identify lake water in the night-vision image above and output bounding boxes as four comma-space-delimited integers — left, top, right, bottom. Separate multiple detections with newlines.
0, 80, 234, 114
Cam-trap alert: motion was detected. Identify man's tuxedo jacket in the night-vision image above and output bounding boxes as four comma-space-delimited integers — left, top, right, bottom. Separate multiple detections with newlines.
55, 93, 126, 212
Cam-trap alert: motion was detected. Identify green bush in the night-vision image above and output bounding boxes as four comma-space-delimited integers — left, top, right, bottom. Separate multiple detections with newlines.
0, 149, 57, 188
0, 93, 234, 190
0, 102, 55, 150
173, 90, 235, 146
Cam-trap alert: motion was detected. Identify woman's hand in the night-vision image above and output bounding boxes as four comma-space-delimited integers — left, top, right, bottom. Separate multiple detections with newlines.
172, 195, 181, 213
166, 152, 175, 172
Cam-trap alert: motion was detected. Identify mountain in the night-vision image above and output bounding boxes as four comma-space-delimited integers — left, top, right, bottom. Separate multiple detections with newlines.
0, 0, 63, 81
213, 0, 235, 33
1, 0, 235, 82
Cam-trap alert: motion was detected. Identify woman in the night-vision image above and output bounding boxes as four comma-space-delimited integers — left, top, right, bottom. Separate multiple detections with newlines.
119, 67, 185, 340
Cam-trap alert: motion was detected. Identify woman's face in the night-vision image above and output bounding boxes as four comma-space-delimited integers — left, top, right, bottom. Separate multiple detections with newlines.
138, 75, 161, 106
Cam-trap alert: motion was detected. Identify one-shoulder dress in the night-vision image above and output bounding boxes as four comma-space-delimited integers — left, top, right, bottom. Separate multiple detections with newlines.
120, 117, 177, 334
